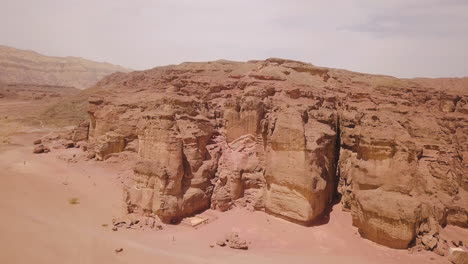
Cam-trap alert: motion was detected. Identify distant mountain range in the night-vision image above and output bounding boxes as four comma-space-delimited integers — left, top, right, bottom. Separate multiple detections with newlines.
0, 45, 131, 89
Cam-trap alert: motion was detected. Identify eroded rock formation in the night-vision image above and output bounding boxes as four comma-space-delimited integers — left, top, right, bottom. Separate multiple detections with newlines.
75, 58, 467, 250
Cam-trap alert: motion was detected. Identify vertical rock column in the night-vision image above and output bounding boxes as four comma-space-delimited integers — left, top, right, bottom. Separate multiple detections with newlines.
126, 114, 185, 223
125, 113, 219, 223
264, 108, 338, 225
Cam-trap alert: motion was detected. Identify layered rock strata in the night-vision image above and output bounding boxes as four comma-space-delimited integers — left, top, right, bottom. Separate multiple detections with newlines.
0, 45, 131, 89
75, 59, 467, 249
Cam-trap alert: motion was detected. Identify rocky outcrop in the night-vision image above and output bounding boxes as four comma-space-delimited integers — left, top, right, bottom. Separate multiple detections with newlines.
211, 134, 264, 212
94, 132, 125, 160
71, 121, 90, 142
337, 75, 468, 250
351, 190, 444, 249
79, 58, 467, 250
123, 112, 220, 223
263, 107, 338, 224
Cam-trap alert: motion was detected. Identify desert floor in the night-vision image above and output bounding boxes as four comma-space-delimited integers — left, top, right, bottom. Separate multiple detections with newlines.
0, 99, 462, 264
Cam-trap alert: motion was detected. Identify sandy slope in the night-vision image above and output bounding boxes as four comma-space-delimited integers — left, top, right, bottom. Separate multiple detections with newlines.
0, 129, 450, 264
0, 45, 131, 89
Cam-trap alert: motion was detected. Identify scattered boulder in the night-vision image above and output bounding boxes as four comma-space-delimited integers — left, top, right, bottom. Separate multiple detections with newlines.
421, 234, 438, 251
112, 215, 163, 231
222, 232, 249, 250
33, 139, 42, 145
33, 145, 49, 154
434, 241, 449, 256
63, 140, 75, 149
216, 240, 226, 247
33, 146, 44, 154
452, 240, 465, 247
229, 238, 249, 250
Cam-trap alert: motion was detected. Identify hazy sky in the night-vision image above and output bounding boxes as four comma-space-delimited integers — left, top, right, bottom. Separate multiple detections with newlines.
1, 0, 468, 78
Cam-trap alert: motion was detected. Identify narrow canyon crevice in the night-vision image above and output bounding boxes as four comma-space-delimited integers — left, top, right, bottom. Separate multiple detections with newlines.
332, 114, 342, 205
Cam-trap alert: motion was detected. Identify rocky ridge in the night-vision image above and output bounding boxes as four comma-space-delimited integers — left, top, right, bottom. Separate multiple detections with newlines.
0, 82, 80, 100
0, 45, 131, 89
66, 58, 467, 253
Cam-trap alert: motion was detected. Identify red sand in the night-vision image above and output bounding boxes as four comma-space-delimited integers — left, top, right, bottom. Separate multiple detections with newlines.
0, 131, 447, 264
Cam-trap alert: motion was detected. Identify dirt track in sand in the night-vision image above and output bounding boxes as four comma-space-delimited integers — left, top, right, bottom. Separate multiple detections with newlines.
0, 128, 454, 264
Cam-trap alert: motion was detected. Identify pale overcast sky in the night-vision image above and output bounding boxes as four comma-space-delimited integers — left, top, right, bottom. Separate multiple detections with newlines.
1, 0, 467, 78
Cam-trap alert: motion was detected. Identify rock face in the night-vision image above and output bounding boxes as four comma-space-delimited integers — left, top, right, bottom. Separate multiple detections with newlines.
352, 190, 425, 249
71, 121, 90, 142
81, 58, 467, 249
94, 132, 125, 160
449, 248, 468, 264
0, 45, 131, 89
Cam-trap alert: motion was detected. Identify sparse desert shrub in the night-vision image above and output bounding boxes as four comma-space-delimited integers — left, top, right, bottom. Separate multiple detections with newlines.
68, 197, 80, 205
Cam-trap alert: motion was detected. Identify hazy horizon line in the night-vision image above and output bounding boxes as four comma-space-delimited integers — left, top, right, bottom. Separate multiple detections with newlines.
3, 43, 467, 80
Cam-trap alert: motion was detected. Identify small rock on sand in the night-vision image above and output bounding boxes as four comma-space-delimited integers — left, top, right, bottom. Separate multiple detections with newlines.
63, 141, 75, 148
220, 232, 249, 250
33, 146, 44, 154
216, 240, 226, 247
229, 238, 249, 250
33, 145, 50, 154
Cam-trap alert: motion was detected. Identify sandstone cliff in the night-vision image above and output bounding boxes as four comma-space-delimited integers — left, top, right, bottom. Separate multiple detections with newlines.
73, 59, 467, 251
0, 45, 131, 89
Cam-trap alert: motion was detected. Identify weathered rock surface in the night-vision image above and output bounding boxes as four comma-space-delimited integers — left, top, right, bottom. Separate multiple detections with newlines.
449, 248, 468, 264
94, 132, 125, 160
71, 121, 90, 142
78, 58, 467, 249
